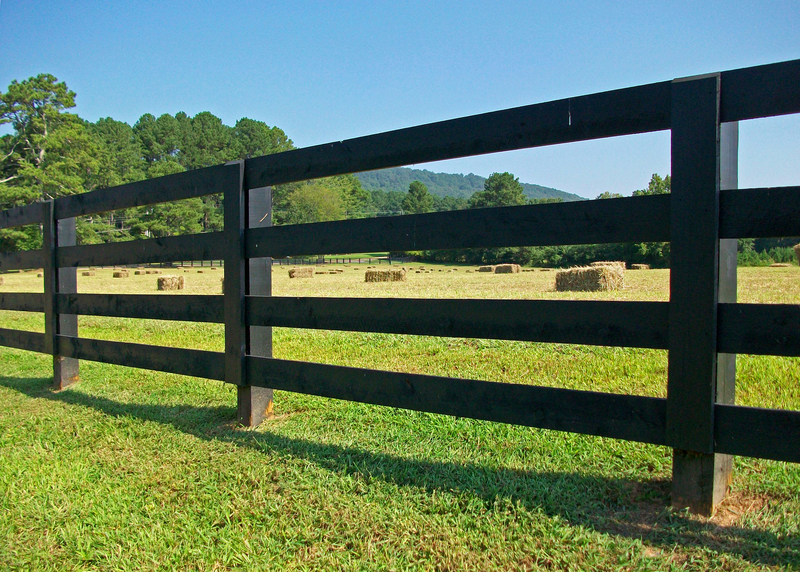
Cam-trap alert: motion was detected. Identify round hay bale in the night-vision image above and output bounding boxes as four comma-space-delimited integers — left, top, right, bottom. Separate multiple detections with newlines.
81, 271, 96, 277
365, 268, 407, 282
210, 267, 218, 270
555, 265, 624, 292
289, 267, 315, 279
113, 271, 129, 278
135, 270, 143, 275
197, 270, 204, 274
37, 273, 43, 278
157, 275, 185, 291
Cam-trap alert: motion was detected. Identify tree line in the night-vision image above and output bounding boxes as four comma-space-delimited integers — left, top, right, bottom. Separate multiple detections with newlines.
2, 74, 795, 267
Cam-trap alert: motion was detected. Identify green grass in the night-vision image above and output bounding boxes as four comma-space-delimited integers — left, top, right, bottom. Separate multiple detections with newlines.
1, 264, 799, 570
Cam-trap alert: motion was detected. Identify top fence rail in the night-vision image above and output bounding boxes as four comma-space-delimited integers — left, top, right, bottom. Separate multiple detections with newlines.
0, 60, 798, 230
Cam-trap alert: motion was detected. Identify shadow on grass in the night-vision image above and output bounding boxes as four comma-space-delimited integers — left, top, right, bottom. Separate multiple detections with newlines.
2, 373, 797, 568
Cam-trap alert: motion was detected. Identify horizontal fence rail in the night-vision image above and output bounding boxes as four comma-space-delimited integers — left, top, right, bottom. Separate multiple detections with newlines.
1, 59, 799, 513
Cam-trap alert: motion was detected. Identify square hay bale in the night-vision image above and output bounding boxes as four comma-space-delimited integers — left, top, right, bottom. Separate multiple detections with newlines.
365, 268, 407, 282
157, 275, 185, 291
478, 265, 496, 273
555, 265, 624, 292
631, 264, 651, 270
113, 271, 129, 278
289, 267, 315, 279
494, 263, 521, 274
81, 271, 96, 277
590, 260, 627, 270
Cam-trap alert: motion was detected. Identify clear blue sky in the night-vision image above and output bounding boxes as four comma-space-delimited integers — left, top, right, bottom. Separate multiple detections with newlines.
1, 0, 798, 198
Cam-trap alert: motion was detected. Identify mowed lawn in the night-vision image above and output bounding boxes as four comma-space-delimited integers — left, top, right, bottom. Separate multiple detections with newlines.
0, 263, 798, 571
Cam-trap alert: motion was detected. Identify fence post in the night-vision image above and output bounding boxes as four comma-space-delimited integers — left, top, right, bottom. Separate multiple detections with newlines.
667, 73, 733, 515
42, 201, 79, 390
238, 182, 274, 426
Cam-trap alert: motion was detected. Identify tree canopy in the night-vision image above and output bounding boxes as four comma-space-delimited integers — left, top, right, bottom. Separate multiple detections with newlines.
401, 180, 434, 214
468, 172, 527, 209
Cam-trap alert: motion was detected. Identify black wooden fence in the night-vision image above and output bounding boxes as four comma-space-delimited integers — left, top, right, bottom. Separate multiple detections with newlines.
1, 60, 799, 515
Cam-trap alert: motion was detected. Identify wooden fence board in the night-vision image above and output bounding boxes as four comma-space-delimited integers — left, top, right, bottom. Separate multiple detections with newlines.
57, 232, 224, 267
719, 186, 800, 238
246, 82, 671, 189
56, 294, 223, 323
0, 293, 45, 313
246, 194, 671, 258
720, 59, 800, 122
247, 297, 670, 349
718, 303, 800, 357
0, 328, 46, 353
56, 335, 225, 381
55, 164, 235, 220
0, 249, 42, 272
0, 202, 42, 231
246, 356, 668, 445
666, 74, 722, 455
715, 404, 800, 463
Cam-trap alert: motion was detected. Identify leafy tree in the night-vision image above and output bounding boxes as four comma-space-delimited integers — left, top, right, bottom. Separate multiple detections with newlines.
633, 173, 671, 196
232, 118, 293, 158
468, 172, 526, 208
283, 183, 345, 224
595, 192, 623, 199
402, 180, 434, 214
181, 111, 235, 169
88, 117, 145, 187
433, 195, 468, 211
0, 73, 100, 202
368, 189, 406, 216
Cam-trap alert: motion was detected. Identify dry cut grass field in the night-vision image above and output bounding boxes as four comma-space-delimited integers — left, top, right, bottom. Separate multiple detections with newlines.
0, 262, 798, 571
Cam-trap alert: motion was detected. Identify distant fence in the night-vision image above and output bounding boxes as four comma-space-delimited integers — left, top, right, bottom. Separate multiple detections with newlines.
1, 60, 799, 515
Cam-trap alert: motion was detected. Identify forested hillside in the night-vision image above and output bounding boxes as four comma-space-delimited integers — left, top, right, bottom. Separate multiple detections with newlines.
356, 167, 584, 202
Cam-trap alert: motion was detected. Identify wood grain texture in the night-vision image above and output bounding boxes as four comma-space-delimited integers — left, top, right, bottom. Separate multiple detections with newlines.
718, 303, 800, 356
0, 249, 42, 272
224, 161, 246, 387
246, 194, 670, 258
0, 293, 45, 313
720, 59, 800, 122
0, 328, 47, 353
715, 404, 800, 463
56, 293, 223, 323
245, 82, 671, 189
54, 163, 236, 220
57, 232, 224, 267
666, 74, 721, 454
57, 335, 225, 381
719, 186, 800, 239
0, 202, 42, 231
246, 356, 667, 444
246, 297, 669, 349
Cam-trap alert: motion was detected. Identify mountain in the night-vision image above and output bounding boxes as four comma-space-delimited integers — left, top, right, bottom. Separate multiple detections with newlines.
355, 167, 585, 202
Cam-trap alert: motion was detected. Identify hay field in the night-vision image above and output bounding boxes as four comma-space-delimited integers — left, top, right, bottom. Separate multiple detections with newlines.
1, 262, 799, 570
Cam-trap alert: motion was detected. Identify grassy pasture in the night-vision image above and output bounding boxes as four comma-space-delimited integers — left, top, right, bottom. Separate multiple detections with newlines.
0, 263, 798, 570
